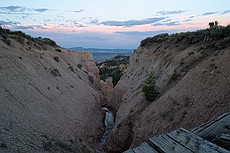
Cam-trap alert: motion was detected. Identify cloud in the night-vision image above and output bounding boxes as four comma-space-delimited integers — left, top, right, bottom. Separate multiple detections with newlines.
202, 11, 219, 16
89, 19, 100, 25
115, 30, 177, 43
34, 8, 48, 13
72, 21, 86, 27
0, 6, 84, 15
68, 9, 84, 13
75, 24, 86, 27
33, 25, 47, 29
8, 24, 47, 30
153, 21, 180, 26
14, 25, 34, 30
0, 20, 18, 25
27, 32, 121, 48
222, 10, 230, 14
0, 6, 49, 14
0, 6, 26, 12
101, 17, 166, 27
0, 12, 29, 15
157, 10, 186, 16
116, 30, 169, 37
74, 9, 84, 13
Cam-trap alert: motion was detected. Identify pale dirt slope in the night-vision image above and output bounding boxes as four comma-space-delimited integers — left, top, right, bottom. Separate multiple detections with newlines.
0, 32, 103, 152
106, 31, 230, 152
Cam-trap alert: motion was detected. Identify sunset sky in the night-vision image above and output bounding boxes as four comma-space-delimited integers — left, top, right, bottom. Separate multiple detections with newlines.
1, 0, 230, 49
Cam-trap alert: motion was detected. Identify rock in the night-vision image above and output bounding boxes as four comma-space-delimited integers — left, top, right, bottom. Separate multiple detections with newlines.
100, 78, 114, 106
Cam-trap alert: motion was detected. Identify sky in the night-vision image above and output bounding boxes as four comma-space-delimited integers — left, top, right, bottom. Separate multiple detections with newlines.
0, 0, 230, 49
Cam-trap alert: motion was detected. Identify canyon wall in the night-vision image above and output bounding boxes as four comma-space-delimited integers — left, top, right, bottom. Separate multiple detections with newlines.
0, 31, 103, 152
107, 30, 230, 152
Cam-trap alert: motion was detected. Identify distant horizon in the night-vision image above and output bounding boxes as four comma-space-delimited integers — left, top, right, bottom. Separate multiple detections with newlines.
68, 46, 135, 50
1, 0, 230, 48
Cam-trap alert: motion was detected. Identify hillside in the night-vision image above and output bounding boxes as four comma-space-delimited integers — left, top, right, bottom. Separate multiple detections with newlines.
0, 28, 103, 152
70, 47, 133, 62
69, 47, 134, 54
97, 55, 130, 87
106, 25, 230, 152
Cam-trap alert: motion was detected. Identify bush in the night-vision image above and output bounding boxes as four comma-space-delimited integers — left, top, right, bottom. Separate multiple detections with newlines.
68, 66, 74, 72
77, 64, 83, 69
55, 48, 62, 52
142, 72, 159, 102
140, 33, 169, 47
139, 23, 230, 48
2, 34, 7, 39
0, 143, 7, 149
50, 68, 61, 77
88, 75, 94, 84
3, 39, 11, 46
170, 70, 180, 82
14, 36, 24, 44
53, 56, 59, 62
0, 26, 61, 48
45, 38, 57, 46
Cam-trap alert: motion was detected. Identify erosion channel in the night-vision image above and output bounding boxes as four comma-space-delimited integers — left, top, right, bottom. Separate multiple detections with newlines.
101, 107, 115, 145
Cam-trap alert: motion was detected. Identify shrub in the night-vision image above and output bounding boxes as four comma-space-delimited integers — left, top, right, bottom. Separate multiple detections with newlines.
0, 143, 7, 149
170, 70, 180, 82
77, 64, 83, 69
50, 68, 61, 77
53, 56, 59, 62
140, 33, 169, 47
3, 39, 11, 46
14, 36, 24, 44
12, 30, 27, 38
142, 72, 159, 102
139, 23, 230, 48
88, 75, 94, 84
55, 48, 62, 52
68, 66, 74, 72
45, 38, 57, 46
0, 26, 60, 48
2, 34, 7, 39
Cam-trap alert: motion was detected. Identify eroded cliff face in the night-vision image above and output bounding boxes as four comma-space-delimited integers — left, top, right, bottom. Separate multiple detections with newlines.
0, 32, 103, 152
107, 32, 230, 152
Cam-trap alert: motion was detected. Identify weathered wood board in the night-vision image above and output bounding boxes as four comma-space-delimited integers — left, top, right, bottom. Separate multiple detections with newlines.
167, 128, 229, 153
123, 149, 135, 153
123, 113, 230, 153
191, 112, 230, 139
124, 142, 158, 153
148, 133, 193, 153
132, 142, 158, 153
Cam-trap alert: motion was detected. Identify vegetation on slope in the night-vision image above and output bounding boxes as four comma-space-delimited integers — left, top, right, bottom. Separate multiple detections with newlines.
96, 56, 129, 86
140, 22, 230, 49
142, 72, 159, 102
0, 26, 58, 48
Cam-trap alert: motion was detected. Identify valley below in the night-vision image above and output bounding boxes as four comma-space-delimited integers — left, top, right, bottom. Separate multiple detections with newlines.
0, 25, 230, 153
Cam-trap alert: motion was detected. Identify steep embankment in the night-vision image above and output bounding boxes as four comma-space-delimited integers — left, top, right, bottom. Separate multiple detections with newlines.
107, 26, 230, 152
0, 29, 103, 152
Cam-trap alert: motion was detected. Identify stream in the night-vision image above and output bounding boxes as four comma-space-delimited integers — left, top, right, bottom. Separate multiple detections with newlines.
100, 107, 115, 144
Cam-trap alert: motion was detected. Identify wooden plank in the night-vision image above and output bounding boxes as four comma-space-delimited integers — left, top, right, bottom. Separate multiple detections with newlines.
123, 149, 135, 153
191, 112, 230, 138
148, 133, 193, 153
220, 134, 230, 142
132, 142, 158, 153
168, 128, 230, 153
